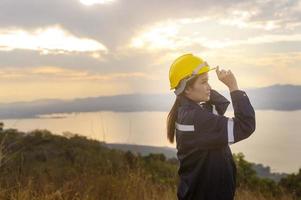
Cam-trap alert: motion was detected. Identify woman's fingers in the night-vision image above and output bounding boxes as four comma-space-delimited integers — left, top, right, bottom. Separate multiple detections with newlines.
216, 66, 232, 80
216, 66, 220, 75
220, 69, 227, 77
216, 66, 233, 78
215, 66, 237, 89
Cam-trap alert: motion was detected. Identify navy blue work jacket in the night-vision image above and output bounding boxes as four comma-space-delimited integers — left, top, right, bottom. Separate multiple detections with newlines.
175, 89, 256, 200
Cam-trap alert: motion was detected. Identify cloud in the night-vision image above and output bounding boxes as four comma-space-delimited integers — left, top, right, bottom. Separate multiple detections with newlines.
0, 25, 108, 55
0, 0, 301, 101
0, 66, 158, 81
1, 0, 301, 53
0, 0, 262, 49
129, 17, 209, 50
128, 17, 301, 51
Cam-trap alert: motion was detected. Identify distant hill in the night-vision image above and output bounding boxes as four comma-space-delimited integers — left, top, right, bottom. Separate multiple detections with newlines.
105, 143, 177, 159
252, 163, 288, 183
235, 84, 301, 111
0, 84, 300, 119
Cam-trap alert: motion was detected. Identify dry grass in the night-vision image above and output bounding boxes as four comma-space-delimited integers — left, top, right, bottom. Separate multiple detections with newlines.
0, 177, 295, 200
235, 187, 296, 200
0, 168, 177, 200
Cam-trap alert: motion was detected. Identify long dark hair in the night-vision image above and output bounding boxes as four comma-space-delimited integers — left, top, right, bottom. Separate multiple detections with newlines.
167, 75, 200, 143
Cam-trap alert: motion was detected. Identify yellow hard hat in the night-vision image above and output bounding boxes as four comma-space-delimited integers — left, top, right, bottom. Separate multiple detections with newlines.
169, 53, 216, 95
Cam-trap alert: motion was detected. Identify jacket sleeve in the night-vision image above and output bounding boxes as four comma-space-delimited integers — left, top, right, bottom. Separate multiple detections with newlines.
194, 90, 256, 148
203, 89, 231, 116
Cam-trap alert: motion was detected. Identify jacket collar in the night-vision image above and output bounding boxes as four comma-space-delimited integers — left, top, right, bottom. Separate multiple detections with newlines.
177, 93, 230, 115
178, 95, 203, 108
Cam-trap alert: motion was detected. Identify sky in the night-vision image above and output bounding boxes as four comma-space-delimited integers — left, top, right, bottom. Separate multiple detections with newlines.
1, 0, 301, 103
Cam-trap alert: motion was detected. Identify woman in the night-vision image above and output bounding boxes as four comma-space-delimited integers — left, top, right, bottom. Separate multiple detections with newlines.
167, 53, 256, 200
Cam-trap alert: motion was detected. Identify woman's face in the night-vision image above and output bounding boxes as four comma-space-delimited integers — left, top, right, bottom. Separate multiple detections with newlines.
184, 72, 211, 102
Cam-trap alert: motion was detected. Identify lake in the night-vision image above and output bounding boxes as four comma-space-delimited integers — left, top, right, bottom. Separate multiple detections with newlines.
2, 110, 301, 174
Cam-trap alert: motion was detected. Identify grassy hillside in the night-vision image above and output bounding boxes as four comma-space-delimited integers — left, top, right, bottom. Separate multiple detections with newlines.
0, 127, 299, 200
104, 143, 288, 183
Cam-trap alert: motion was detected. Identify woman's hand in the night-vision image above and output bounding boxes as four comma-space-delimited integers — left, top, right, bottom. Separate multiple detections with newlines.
215, 66, 239, 92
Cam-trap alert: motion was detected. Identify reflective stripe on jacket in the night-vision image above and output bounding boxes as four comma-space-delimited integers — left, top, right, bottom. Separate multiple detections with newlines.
176, 89, 256, 200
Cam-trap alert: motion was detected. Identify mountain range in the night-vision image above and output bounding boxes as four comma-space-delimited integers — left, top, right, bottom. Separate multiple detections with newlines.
0, 84, 300, 119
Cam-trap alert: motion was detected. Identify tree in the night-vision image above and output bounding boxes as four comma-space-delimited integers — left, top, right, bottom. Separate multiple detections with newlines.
0, 122, 3, 132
